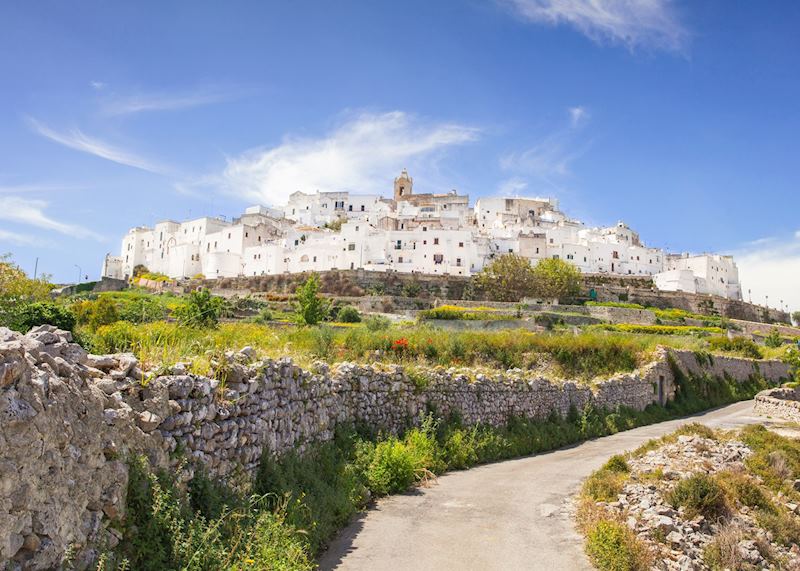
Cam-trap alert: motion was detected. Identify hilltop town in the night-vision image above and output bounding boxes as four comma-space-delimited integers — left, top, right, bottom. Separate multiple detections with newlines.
102, 170, 741, 301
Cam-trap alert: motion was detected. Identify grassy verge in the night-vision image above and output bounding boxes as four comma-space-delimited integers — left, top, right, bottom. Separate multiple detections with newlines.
100, 364, 770, 570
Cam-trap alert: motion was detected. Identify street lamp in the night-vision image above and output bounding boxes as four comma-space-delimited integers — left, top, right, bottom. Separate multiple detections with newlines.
74, 264, 82, 284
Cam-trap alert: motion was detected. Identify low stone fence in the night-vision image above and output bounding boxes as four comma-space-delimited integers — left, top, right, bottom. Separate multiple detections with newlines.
754, 386, 800, 423
0, 326, 791, 569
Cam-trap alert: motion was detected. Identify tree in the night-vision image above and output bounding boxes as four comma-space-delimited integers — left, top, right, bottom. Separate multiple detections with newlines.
764, 328, 783, 348
530, 258, 582, 302
472, 254, 536, 302
0, 254, 55, 328
294, 274, 330, 325
792, 311, 800, 327
173, 288, 224, 328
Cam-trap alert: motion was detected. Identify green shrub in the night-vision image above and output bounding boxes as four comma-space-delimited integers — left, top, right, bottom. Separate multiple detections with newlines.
715, 471, 773, 511
603, 455, 630, 473
251, 307, 274, 325
115, 295, 167, 324
667, 474, 727, 519
756, 508, 800, 547
764, 328, 783, 348
401, 282, 422, 298
173, 288, 223, 328
584, 469, 627, 502
364, 315, 391, 331
585, 520, 651, 571
74, 297, 119, 331
360, 438, 417, 496
310, 326, 335, 360
707, 336, 763, 359
11, 301, 76, 332
294, 275, 330, 325
335, 306, 361, 323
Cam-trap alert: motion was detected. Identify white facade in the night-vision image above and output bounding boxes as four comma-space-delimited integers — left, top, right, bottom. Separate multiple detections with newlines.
103, 170, 742, 300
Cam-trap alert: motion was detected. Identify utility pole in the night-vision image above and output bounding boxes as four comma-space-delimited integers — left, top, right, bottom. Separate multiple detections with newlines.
74, 264, 82, 284
33, 257, 38, 279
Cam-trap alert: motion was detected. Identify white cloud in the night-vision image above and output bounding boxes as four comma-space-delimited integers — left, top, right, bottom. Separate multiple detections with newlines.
0, 229, 45, 247
569, 106, 589, 127
496, 177, 530, 195
0, 183, 80, 194
219, 111, 479, 206
101, 87, 247, 116
502, 0, 687, 52
90, 81, 107, 90
27, 117, 168, 174
0, 196, 103, 241
500, 106, 589, 180
733, 232, 800, 313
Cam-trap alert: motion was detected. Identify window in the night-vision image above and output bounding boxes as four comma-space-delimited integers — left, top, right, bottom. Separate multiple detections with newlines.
294, 239, 299, 246
361, 205, 365, 211
458, 242, 464, 248
423, 240, 427, 245
612, 251, 619, 259
228, 233, 231, 239
348, 243, 356, 251
245, 232, 249, 237
456, 258, 462, 267
423, 226, 427, 232
313, 256, 317, 262
434, 238, 439, 245
553, 254, 559, 260
395, 240, 402, 250
398, 256, 403, 263
567, 254, 574, 260
549, 238, 554, 244
433, 254, 444, 264
535, 247, 539, 254
348, 205, 353, 211
508, 249, 513, 253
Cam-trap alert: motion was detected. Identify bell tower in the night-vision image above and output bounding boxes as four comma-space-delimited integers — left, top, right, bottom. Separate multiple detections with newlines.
393, 169, 413, 201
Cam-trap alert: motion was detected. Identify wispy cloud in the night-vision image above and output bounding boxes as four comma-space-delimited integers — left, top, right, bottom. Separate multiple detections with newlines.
496, 177, 530, 196
500, 106, 590, 182
101, 86, 251, 116
90, 80, 107, 91
733, 231, 800, 312
26, 117, 168, 174
0, 196, 103, 241
569, 105, 589, 127
0, 229, 46, 247
0, 183, 81, 194
218, 110, 480, 206
501, 0, 688, 52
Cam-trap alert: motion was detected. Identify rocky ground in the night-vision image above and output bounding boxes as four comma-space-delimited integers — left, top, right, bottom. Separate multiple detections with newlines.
591, 432, 800, 570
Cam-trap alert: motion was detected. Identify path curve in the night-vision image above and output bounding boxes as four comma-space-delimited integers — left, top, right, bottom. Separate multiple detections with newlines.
319, 400, 768, 571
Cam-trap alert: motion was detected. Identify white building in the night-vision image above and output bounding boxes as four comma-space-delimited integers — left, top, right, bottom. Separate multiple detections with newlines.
102, 170, 742, 300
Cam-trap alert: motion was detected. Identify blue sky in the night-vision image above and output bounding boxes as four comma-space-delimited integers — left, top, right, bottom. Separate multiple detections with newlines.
1, 1, 798, 310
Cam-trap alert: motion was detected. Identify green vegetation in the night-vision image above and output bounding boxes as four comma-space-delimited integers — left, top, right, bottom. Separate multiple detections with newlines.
121, 362, 763, 570
667, 473, 728, 519
364, 314, 391, 331
173, 288, 224, 328
585, 301, 646, 310
335, 305, 361, 323
585, 520, 652, 571
11, 301, 76, 332
83, 322, 678, 380
0, 254, 56, 331
591, 323, 724, 336
764, 328, 784, 348
417, 304, 511, 321
294, 274, 330, 325
707, 336, 763, 359
472, 255, 581, 302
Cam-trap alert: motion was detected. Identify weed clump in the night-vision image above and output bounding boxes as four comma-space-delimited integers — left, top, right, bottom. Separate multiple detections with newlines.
667, 473, 727, 520
585, 520, 652, 571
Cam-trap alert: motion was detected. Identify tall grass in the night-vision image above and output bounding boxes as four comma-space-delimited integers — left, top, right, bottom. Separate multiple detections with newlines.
82, 321, 710, 380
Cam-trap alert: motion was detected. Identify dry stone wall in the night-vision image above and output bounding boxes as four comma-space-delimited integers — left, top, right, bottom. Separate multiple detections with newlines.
754, 386, 800, 423
0, 326, 791, 569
